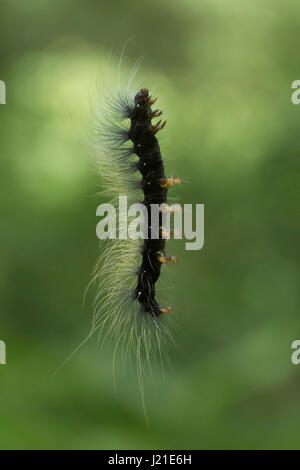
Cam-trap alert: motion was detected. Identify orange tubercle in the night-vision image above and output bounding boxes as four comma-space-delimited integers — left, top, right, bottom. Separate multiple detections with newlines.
160, 306, 173, 314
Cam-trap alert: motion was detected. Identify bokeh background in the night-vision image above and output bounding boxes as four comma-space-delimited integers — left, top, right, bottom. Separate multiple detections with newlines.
0, 0, 300, 450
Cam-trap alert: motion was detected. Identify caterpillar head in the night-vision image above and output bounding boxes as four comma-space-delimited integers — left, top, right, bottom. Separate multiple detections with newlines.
134, 88, 150, 107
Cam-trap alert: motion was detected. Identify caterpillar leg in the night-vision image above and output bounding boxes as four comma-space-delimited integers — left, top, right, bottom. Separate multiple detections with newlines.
160, 306, 173, 314
146, 94, 157, 106
157, 251, 179, 265
150, 119, 166, 134
160, 175, 182, 189
149, 109, 162, 118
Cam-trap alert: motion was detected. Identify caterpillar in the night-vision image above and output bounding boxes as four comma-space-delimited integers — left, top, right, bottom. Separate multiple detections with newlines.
90, 66, 181, 378
129, 87, 181, 316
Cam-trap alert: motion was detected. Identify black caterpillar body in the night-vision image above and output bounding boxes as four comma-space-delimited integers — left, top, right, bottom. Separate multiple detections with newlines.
129, 88, 168, 317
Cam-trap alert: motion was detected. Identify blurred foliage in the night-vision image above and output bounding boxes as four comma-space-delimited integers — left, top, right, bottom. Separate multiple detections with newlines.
0, 0, 300, 450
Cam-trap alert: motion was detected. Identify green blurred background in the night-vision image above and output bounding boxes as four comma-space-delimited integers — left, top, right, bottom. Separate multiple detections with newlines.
0, 0, 300, 450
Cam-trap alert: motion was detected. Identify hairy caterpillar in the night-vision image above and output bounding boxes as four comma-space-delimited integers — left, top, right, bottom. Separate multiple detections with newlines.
52, 62, 182, 402
90, 65, 181, 383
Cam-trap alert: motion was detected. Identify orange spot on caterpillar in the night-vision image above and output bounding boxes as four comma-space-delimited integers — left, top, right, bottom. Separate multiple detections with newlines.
157, 251, 168, 265
157, 251, 179, 265
159, 175, 182, 189
160, 306, 173, 314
